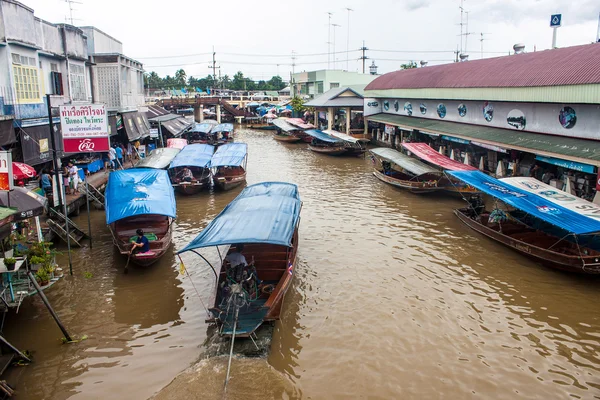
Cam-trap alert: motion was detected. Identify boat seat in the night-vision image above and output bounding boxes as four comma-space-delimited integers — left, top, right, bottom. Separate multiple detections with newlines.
135, 251, 157, 257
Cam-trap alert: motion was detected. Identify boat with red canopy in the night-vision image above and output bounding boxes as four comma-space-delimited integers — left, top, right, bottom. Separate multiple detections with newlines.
286, 118, 315, 142
166, 138, 188, 149
402, 143, 480, 195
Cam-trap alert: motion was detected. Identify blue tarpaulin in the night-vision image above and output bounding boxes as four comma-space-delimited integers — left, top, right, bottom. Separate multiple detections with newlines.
448, 170, 600, 235
191, 122, 215, 134
213, 123, 234, 133
105, 169, 177, 224
304, 129, 343, 143
169, 144, 215, 169
178, 182, 301, 252
209, 143, 247, 168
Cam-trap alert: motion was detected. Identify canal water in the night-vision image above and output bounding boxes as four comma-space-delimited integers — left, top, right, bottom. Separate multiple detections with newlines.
3, 129, 600, 399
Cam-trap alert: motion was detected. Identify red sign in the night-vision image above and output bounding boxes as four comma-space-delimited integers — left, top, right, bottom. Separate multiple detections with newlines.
0, 151, 13, 191
596, 171, 600, 191
63, 137, 110, 153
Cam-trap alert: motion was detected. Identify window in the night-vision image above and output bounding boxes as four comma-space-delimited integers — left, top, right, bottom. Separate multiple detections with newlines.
50, 63, 59, 72
330, 82, 340, 89
51, 72, 64, 95
12, 53, 41, 103
69, 63, 86, 101
12, 54, 36, 66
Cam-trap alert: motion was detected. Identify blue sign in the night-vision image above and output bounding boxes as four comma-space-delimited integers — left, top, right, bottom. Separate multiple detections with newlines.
442, 135, 470, 145
535, 155, 595, 174
550, 14, 562, 27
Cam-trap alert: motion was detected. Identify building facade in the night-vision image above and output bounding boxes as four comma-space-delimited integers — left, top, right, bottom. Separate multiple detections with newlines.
364, 43, 600, 200
292, 70, 377, 99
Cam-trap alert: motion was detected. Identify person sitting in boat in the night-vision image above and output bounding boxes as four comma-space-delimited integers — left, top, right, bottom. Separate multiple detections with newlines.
180, 167, 194, 183
225, 244, 247, 268
131, 229, 150, 254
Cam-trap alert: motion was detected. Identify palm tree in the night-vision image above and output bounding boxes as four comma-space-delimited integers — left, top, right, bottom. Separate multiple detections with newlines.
175, 69, 187, 87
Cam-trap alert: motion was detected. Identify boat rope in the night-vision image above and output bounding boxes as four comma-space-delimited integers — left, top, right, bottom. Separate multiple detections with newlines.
177, 255, 211, 317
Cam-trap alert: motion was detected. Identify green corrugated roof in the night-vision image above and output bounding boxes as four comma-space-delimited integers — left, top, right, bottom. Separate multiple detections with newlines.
368, 113, 600, 166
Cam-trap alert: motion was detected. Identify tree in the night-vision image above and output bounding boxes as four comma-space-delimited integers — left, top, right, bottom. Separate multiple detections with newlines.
145, 71, 162, 89
267, 75, 285, 90
232, 71, 246, 90
400, 61, 417, 70
174, 69, 187, 87
290, 96, 305, 113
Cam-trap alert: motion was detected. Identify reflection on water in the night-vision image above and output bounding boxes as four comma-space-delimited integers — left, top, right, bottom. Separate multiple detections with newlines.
2, 129, 600, 399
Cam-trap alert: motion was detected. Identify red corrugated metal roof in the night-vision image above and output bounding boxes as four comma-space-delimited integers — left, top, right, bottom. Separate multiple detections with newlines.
365, 43, 600, 90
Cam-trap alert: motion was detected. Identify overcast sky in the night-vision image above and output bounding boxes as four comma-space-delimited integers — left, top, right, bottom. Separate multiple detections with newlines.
22, 0, 600, 81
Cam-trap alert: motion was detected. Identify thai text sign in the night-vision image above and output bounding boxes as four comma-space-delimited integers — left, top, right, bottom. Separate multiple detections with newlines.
0, 151, 13, 191
535, 155, 595, 174
59, 104, 110, 153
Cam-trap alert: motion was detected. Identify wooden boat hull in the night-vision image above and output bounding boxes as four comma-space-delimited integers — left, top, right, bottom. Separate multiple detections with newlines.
249, 125, 277, 131
345, 147, 367, 157
273, 134, 302, 143
454, 208, 600, 274
173, 181, 209, 195
213, 173, 246, 191
372, 170, 444, 194
308, 145, 347, 156
208, 229, 299, 337
110, 215, 173, 267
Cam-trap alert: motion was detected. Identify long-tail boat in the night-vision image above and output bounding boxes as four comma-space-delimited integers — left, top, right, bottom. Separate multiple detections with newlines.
168, 144, 215, 195
272, 118, 303, 143
370, 147, 445, 193
212, 123, 235, 145
304, 129, 348, 156
210, 143, 248, 191
178, 181, 302, 337
105, 169, 177, 267
285, 118, 315, 142
135, 147, 181, 170
188, 120, 218, 144
402, 143, 480, 195
448, 170, 600, 274
323, 129, 367, 156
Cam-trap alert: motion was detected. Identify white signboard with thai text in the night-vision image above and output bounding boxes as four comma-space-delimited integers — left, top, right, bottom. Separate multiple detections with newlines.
59, 104, 110, 153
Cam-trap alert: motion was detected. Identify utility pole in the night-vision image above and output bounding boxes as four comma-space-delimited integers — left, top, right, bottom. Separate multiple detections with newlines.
212, 46, 217, 81
359, 41, 368, 73
459, 0, 465, 54
327, 12, 333, 69
345, 8, 353, 71
291, 50, 297, 75
332, 24, 341, 69
64, 0, 82, 25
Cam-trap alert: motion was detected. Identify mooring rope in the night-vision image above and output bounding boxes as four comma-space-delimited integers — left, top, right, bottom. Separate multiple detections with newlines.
177, 254, 211, 317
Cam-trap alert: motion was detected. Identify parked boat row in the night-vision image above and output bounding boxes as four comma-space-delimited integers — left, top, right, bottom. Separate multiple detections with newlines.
368, 142, 600, 275
186, 120, 235, 145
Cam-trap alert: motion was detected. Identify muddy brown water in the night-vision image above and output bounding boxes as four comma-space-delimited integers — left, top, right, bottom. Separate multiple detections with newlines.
3, 129, 600, 399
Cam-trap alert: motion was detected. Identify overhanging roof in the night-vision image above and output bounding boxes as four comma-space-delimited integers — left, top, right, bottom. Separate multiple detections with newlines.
367, 113, 600, 167
305, 85, 365, 108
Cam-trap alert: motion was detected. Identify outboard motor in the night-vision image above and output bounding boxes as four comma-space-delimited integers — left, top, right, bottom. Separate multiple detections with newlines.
467, 194, 485, 217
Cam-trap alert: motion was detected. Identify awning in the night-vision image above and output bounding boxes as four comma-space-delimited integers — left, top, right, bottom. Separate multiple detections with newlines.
272, 118, 297, 133
534, 155, 595, 174
448, 170, 600, 235
501, 177, 600, 221
145, 104, 170, 119
135, 147, 181, 169
19, 124, 59, 166
370, 147, 439, 176
122, 112, 141, 141
107, 115, 118, 137
212, 123, 234, 133
161, 118, 192, 137
0, 119, 16, 146
209, 143, 247, 168
368, 113, 600, 167
169, 144, 215, 169
105, 169, 176, 224
178, 182, 301, 252
134, 112, 151, 139
402, 143, 476, 171
304, 129, 343, 144
0, 187, 47, 221
286, 118, 315, 130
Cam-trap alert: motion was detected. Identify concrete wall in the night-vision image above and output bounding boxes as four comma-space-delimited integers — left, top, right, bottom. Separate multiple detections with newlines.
371, 96, 600, 141
1, 0, 37, 46
39, 19, 62, 55
62, 25, 87, 59
80, 26, 122, 54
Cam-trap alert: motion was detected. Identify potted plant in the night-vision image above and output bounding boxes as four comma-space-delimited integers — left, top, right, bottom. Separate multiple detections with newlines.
29, 255, 45, 271
4, 257, 16, 271
36, 269, 50, 286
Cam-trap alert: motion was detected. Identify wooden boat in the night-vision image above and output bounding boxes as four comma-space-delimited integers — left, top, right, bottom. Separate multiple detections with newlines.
285, 118, 315, 142
135, 147, 181, 170
187, 121, 218, 144
305, 129, 348, 156
249, 114, 277, 130
370, 148, 444, 194
273, 133, 302, 143
212, 123, 235, 145
106, 169, 177, 267
448, 170, 600, 274
177, 182, 302, 337
272, 118, 303, 143
168, 144, 215, 195
210, 143, 248, 191
402, 143, 480, 195
323, 129, 367, 157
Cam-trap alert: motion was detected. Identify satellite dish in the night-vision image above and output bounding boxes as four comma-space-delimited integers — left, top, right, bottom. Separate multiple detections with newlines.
513, 43, 525, 54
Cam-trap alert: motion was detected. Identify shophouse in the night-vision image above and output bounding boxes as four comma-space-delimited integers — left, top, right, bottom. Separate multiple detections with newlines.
0, 0, 92, 166
364, 43, 600, 200
292, 70, 377, 99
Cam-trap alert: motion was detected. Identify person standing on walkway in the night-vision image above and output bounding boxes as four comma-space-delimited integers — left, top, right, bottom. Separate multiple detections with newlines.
68, 161, 80, 194
108, 146, 116, 170
115, 144, 124, 169
39, 169, 53, 197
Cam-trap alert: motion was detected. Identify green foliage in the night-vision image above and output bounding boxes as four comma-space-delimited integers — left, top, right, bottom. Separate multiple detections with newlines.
36, 268, 49, 283
3, 257, 16, 265
400, 61, 418, 69
145, 69, 286, 92
290, 96, 306, 113
83, 271, 93, 279
29, 256, 45, 265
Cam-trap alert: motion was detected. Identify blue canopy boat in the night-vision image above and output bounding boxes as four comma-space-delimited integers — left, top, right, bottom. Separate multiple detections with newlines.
212, 123, 235, 145
448, 170, 600, 274
188, 120, 218, 144
210, 143, 248, 191
168, 144, 215, 195
135, 147, 181, 170
106, 169, 177, 267
178, 182, 302, 337
304, 129, 347, 156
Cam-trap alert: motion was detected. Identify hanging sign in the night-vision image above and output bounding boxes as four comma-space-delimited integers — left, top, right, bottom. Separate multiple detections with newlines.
0, 151, 13, 191
149, 128, 159, 138
535, 155, 595, 174
60, 104, 110, 153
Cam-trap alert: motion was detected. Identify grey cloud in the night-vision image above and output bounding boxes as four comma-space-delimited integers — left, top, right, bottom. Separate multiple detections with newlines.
404, 0, 431, 11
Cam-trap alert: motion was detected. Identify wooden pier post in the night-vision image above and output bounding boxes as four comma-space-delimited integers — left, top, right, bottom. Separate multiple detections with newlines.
27, 271, 72, 342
